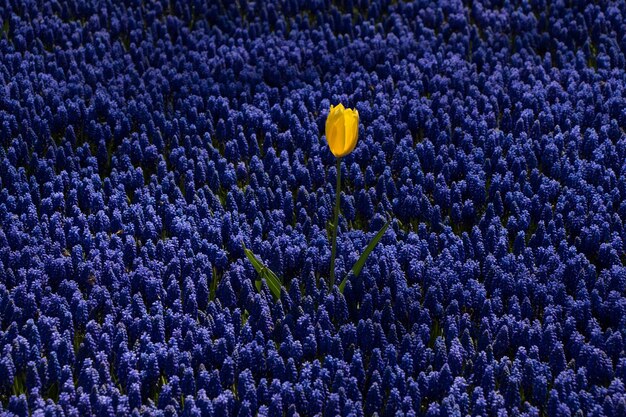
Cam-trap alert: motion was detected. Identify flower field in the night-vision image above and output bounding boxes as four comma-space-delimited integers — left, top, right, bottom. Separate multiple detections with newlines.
1, 0, 626, 416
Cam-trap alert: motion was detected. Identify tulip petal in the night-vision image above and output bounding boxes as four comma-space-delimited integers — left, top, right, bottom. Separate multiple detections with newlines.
342, 109, 359, 156
331, 120, 345, 157
326, 104, 346, 157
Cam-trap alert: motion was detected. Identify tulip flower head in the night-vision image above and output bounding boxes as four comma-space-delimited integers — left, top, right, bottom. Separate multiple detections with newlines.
326, 104, 359, 157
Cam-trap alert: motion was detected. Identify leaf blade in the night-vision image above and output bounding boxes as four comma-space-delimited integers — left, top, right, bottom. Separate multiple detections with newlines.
339, 220, 390, 292
243, 244, 282, 299
262, 265, 283, 299
243, 247, 264, 274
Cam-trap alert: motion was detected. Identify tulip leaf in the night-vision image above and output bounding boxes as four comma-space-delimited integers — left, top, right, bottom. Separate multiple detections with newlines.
339, 220, 390, 293
337, 272, 351, 294
261, 266, 283, 299
243, 243, 282, 299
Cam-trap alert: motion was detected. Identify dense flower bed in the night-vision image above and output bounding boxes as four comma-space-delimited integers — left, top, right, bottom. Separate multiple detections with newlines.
1, 0, 626, 416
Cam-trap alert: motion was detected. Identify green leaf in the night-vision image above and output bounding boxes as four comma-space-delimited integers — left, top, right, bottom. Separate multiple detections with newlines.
351, 220, 390, 277
338, 272, 351, 294
339, 220, 390, 293
243, 245, 264, 273
243, 243, 282, 299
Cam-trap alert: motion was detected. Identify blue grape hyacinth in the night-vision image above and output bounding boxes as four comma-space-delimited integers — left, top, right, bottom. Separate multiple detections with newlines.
0, 0, 626, 416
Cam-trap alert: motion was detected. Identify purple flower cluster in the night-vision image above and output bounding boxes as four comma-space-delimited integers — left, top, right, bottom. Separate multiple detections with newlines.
1, 0, 626, 416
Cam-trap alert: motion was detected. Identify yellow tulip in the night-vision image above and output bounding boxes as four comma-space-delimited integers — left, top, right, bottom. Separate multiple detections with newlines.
325, 103, 359, 287
325, 104, 359, 157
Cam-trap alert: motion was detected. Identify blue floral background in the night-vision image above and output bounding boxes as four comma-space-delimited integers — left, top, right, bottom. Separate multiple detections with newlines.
0, 0, 625, 416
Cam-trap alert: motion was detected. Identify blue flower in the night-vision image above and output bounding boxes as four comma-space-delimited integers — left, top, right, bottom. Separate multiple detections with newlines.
1, 0, 626, 415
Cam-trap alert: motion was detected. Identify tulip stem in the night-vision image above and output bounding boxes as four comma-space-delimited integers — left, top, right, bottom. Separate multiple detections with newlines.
329, 157, 341, 288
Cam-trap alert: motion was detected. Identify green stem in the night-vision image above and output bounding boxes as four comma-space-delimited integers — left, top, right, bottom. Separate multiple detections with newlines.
329, 157, 341, 288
